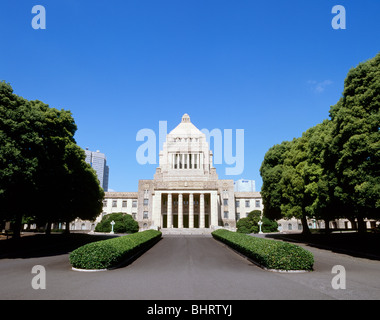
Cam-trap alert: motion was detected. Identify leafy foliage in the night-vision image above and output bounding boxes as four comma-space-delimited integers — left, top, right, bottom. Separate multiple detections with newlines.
237, 210, 278, 234
260, 52, 380, 232
0, 81, 104, 236
329, 53, 380, 230
95, 212, 139, 234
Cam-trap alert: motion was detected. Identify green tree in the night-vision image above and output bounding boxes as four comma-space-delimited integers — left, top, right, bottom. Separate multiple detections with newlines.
0, 82, 104, 237
261, 136, 313, 235
260, 141, 292, 221
280, 137, 312, 234
95, 212, 139, 234
0, 82, 43, 237
303, 120, 340, 231
30, 100, 104, 233
329, 53, 380, 232
237, 210, 278, 234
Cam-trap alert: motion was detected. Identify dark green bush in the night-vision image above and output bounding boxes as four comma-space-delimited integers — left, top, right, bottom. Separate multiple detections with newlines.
212, 229, 314, 271
94, 212, 139, 234
69, 230, 161, 270
237, 210, 278, 234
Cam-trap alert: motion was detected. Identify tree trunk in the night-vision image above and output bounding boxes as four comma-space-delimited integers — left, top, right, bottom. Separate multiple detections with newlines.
64, 219, 71, 234
12, 214, 22, 239
348, 218, 357, 230
301, 215, 311, 235
45, 221, 52, 235
324, 219, 331, 233
357, 216, 367, 234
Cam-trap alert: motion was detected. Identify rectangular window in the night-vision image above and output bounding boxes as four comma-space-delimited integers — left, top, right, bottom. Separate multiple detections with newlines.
132, 200, 137, 207
255, 200, 260, 208
103, 200, 107, 207
236, 213, 240, 220
223, 199, 228, 206
122, 200, 127, 207
112, 200, 117, 207
143, 211, 148, 219
143, 199, 149, 206
235, 200, 240, 208
224, 211, 229, 219
245, 200, 250, 208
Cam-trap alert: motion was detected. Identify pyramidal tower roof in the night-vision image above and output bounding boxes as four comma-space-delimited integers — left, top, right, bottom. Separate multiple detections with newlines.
169, 113, 203, 136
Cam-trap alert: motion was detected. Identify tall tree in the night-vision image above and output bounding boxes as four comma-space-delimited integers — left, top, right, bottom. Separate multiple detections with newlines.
302, 120, 340, 231
0, 82, 43, 237
0, 82, 104, 237
280, 137, 311, 234
260, 140, 292, 221
329, 53, 380, 232
260, 138, 312, 235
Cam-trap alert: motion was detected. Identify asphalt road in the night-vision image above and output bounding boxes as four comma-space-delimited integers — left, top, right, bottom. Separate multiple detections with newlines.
1, 235, 379, 300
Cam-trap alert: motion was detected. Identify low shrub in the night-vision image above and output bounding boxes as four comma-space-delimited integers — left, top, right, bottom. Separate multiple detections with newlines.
94, 212, 139, 234
69, 230, 161, 270
236, 210, 278, 234
212, 229, 314, 271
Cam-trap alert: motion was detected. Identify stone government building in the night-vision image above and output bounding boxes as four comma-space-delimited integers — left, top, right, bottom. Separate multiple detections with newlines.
97, 113, 263, 233
71, 113, 376, 233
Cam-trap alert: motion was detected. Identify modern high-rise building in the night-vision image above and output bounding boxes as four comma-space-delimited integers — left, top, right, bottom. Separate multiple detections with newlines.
234, 179, 255, 192
84, 148, 109, 191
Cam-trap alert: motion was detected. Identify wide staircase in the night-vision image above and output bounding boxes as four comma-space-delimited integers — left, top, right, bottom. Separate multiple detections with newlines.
160, 228, 212, 236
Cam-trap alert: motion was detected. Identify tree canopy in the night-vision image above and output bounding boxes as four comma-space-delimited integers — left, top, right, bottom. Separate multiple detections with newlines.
0, 81, 104, 237
260, 52, 380, 233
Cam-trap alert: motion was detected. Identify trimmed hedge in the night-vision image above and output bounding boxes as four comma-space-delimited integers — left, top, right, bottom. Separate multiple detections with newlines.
212, 229, 314, 271
69, 230, 162, 270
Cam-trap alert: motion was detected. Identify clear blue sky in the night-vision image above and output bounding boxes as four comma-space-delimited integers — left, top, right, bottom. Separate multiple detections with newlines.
1, 0, 379, 191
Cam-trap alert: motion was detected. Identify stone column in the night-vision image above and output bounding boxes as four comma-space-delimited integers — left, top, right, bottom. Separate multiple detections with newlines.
153, 191, 162, 228
189, 193, 194, 228
200, 193, 205, 228
210, 191, 218, 228
178, 193, 183, 228
167, 193, 172, 228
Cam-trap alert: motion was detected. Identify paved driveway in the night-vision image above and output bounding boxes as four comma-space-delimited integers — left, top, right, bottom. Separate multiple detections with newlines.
1, 235, 379, 300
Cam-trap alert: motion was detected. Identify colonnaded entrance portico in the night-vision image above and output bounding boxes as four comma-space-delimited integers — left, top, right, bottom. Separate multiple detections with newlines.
154, 191, 218, 229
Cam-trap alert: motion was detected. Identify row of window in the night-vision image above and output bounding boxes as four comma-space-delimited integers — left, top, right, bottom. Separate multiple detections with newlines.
235, 200, 261, 208
103, 199, 138, 208
104, 198, 261, 208
172, 137, 199, 143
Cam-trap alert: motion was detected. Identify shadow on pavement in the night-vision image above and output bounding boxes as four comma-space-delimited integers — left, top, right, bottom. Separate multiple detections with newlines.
261, 232, 380, 261
0, 233, 118, 259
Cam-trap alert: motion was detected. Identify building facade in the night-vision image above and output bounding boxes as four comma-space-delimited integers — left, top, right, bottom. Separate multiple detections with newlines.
136, 113, 236, 230
84, 148, 109, 191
